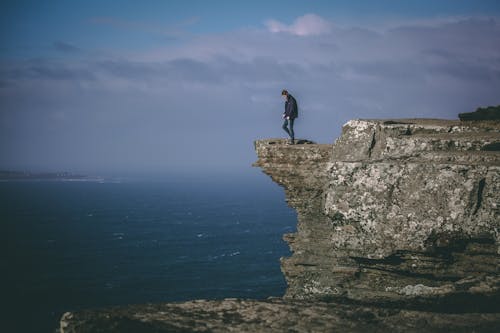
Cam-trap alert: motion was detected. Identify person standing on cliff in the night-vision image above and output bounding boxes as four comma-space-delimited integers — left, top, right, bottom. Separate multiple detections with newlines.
281, 89, 298, 145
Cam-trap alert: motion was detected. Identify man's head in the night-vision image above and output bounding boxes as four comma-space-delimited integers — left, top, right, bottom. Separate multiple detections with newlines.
281, 89, 288, 101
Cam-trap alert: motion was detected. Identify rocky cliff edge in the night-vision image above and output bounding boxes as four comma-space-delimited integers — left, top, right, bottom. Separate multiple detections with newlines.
254, 119, 499, 310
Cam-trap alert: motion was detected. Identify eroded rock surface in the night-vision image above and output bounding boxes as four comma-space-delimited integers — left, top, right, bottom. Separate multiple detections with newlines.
59, 298, 500, 333
254, 119, 499, 310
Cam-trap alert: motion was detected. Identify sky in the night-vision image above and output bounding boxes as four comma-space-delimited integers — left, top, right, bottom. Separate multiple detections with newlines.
1, 0, 500, 176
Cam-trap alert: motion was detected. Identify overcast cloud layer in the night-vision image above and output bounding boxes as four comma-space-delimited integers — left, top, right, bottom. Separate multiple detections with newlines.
1, 14, 500, 175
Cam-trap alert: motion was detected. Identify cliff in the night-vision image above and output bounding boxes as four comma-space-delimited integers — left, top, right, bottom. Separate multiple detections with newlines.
59, 118, 500, 332
254, 119, 499, 310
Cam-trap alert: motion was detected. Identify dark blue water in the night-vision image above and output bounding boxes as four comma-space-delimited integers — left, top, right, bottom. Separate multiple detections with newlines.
1, 171, 296, 332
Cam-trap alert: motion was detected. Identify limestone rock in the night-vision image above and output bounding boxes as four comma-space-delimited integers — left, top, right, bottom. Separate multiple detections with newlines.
58, 298, 500, 333
254, 119, 500, 309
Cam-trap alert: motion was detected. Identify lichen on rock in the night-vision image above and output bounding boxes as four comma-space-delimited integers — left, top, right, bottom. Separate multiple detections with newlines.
254, 119, 500, 309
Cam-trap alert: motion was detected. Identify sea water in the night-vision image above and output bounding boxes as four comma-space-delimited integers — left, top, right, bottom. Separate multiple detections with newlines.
1, 171, 296, 332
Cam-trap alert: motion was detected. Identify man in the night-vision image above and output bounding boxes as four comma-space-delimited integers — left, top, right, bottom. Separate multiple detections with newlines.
281, 89, 298, 144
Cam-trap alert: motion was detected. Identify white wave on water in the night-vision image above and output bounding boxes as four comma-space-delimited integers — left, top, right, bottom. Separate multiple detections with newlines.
112, 232, 125, 240
209, 251, 241, 261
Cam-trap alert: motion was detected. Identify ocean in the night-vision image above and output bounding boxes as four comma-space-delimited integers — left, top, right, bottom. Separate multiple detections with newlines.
1, 170, 296, 332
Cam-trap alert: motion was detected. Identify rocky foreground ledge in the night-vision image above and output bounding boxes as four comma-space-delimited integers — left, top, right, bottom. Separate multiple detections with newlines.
59, 298, 500, 333
60, 118, 499, 332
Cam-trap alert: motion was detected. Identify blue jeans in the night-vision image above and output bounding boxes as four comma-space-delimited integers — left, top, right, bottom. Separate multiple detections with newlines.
282, 118, 294, 141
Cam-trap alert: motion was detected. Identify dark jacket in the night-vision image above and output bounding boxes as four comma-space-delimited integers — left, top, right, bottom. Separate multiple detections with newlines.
284, 94, 298, 119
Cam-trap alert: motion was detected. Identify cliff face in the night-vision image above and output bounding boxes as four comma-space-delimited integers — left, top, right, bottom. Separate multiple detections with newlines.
254, 119, 500, 310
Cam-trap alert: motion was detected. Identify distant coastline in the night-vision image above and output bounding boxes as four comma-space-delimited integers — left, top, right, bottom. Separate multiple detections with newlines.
0, 170, 103, 182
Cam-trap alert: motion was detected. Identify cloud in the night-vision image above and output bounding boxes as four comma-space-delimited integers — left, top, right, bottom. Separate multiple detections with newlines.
1, 15, 500, 173
265, 14, 332, 36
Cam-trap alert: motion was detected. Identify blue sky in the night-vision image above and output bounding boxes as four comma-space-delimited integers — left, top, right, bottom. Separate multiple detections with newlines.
3, 0, 500, 55
1, 1, 500, 175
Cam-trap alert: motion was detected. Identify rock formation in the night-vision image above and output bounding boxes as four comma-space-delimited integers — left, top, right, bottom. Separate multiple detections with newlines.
59, 118, 500, 332
254, 119, 499, 312
59, 298, 500, 333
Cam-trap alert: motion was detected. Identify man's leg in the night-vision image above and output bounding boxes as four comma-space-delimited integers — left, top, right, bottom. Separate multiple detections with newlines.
289, 118, 295, 143
282, 119, 291, 138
